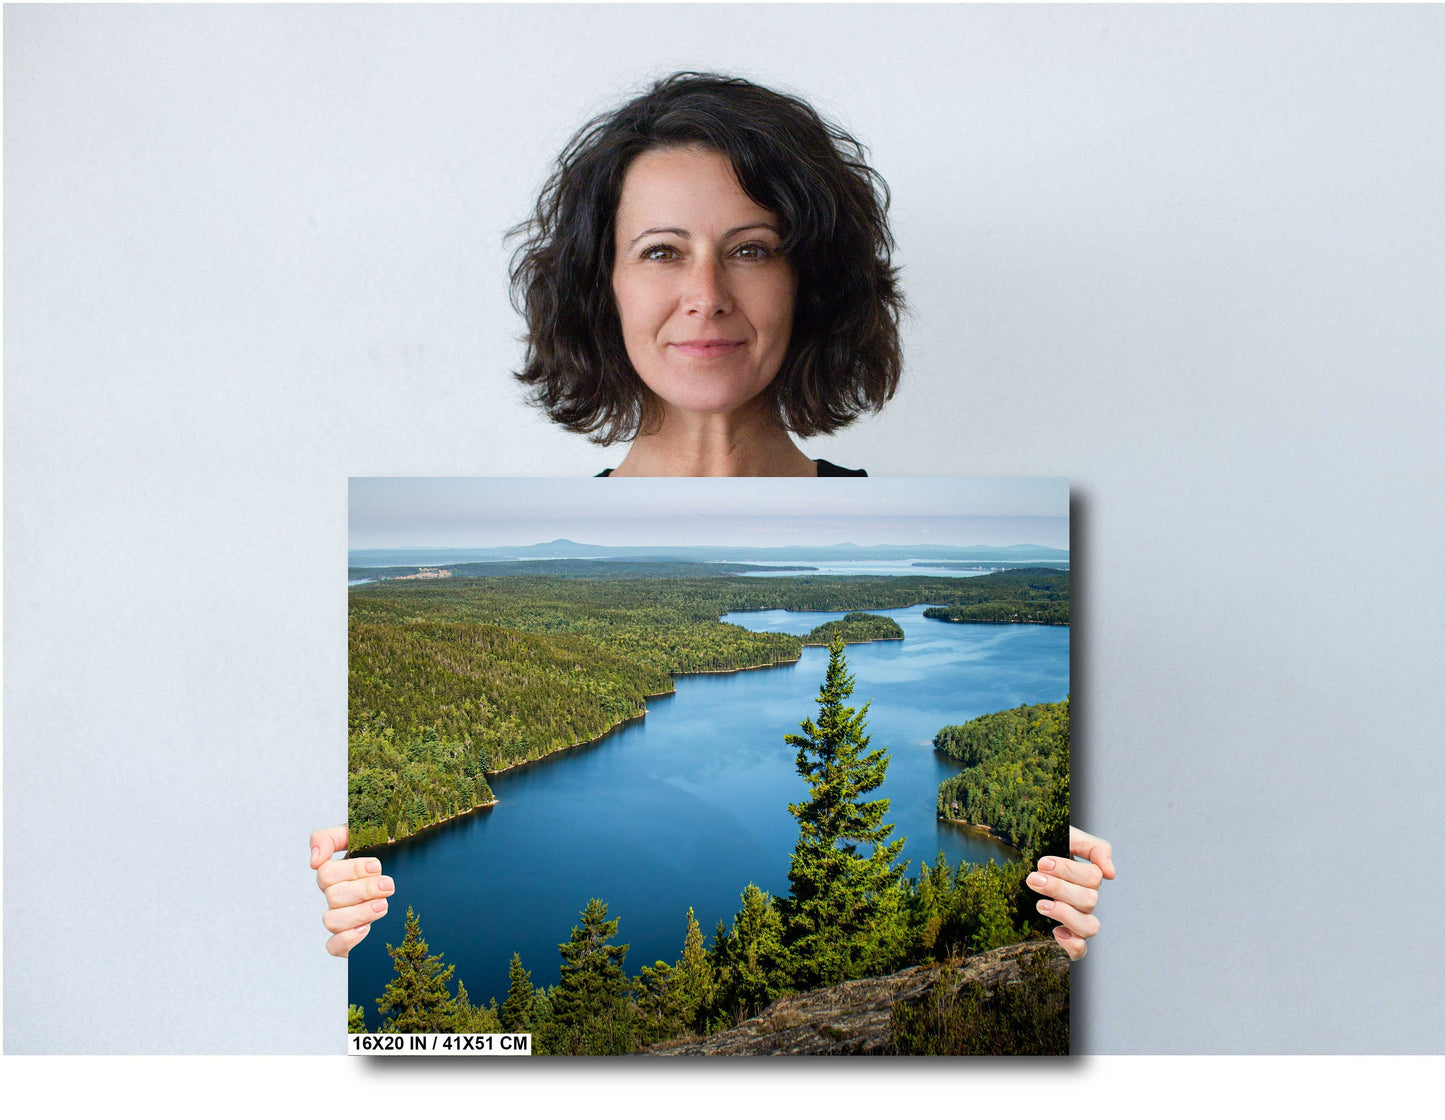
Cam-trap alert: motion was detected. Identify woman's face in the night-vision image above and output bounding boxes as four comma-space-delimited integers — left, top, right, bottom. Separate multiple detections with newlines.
611, 146, 797, 423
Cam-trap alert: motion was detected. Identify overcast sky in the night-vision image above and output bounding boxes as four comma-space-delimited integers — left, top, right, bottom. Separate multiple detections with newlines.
348, 477, 1069, 550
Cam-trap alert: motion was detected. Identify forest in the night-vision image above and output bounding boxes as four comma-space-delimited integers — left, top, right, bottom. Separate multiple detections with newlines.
920, 568, 1070, 625
349, 639, 1070, 1055
348, 566, 1070, 847
934, 699, 1072, 854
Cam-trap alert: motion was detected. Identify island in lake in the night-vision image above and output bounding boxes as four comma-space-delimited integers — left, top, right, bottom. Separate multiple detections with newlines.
801, 611, 905, 645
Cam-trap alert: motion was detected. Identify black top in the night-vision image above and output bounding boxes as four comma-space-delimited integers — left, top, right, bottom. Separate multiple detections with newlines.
596, 458, 866, 478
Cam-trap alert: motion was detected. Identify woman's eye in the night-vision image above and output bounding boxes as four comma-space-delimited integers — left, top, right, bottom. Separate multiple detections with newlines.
642, 244, 678, 261
733, 243, 774, 260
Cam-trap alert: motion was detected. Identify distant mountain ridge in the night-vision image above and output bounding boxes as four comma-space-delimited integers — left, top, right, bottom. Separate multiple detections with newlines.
349, 539, 1069, 568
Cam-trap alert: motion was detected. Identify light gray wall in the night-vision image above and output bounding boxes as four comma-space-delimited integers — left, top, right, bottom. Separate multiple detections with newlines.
6, 4, 1442, 1054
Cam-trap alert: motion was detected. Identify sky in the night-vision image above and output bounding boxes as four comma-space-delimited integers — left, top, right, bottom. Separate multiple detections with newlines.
348, 477, 1069, 550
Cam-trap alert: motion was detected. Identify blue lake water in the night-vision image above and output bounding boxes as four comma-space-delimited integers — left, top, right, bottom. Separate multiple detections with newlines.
348, 605, 1068, 1028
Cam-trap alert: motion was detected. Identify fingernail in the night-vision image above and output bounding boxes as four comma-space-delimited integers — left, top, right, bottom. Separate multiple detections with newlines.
1038, 857, 1056, 871
1038, 899, 1055, 912
311, 846, 320, 864
371, 900, 388, 914
1054, 926, 1072, 939
379, 876, 395, 893
365, 859, 381, 874
1105, 858, 1116, 875
1027, 873, 1048, 889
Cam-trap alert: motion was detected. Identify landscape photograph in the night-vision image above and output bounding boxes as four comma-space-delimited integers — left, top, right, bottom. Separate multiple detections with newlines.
346, 477, 1072, 1055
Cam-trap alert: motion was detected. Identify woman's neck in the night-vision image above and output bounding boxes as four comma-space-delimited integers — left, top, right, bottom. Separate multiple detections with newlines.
610, 402, 816, 477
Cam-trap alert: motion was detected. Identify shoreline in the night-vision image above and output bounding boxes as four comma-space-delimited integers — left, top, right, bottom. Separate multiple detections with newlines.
351, 796, 500, 855
725, 604, 1068, 631
938, 814, 1022, 853
484, 700, 658, 776
800, 635, 904, 647
924, 616, 1069, 628
677, 655, 802, 677
354, 653, 804, 846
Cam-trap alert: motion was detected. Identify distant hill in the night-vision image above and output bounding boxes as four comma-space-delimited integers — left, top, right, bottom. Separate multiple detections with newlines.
349, 540, 1068, 569
347, 559, 813, 582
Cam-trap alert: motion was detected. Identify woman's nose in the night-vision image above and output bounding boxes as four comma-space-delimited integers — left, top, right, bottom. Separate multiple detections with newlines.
682, 258, 732, 316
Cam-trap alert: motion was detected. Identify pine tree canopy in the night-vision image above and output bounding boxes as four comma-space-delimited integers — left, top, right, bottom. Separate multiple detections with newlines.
501, 951, 535, 1033
544, 898, 635, 1055
779, 636, 907, 989
376, 906, 457, 1032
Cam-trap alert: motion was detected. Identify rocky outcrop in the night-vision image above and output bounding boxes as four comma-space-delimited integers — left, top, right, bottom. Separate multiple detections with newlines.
644, 939, 1068, 1056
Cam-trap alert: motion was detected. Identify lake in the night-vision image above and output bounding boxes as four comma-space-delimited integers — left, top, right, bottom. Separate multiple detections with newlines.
348, 604, 1068, 1028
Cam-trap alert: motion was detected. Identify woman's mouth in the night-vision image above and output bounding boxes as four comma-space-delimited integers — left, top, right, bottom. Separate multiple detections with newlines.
669, 339, 744, 357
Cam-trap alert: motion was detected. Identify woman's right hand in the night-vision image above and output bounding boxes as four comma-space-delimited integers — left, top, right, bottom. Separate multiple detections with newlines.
310, 825, 394, 957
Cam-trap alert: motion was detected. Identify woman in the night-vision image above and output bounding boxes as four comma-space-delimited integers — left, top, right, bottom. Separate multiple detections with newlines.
314, 73, 1113, 964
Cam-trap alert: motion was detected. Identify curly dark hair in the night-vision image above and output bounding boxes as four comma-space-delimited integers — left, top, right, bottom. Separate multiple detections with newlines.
509, 72, 904, 445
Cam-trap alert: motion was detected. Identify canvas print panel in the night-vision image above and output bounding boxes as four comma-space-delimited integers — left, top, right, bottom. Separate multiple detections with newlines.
346, 477, 1071, 1054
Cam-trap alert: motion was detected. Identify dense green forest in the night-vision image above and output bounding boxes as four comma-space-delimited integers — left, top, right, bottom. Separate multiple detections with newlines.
349, 567, 1068, 847
911, 561, 1070, 571
349, 729, 495, 851
920, 568, 1070, 625
802, 612, 904, 645
351, 641, 1067, 1055
935, 699, 1071, 854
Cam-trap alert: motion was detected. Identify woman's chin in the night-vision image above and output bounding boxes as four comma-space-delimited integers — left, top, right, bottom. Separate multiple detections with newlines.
650, 384, 775, 426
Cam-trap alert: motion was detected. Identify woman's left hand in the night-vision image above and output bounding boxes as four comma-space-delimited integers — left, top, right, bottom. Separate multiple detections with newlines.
1027, 826, 1115, 960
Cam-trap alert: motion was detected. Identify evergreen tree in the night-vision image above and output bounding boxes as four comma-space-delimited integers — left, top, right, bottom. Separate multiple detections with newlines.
778, 636, 908, 989
970, 862, 1021, 952
713, 883, 790, 1021
376, 906, 457, 1032
910, 854, 951, 960
632, 960, 686, 1045
542, 898, 635, 1055
452, 981, 503, 1033
672, 907, 715, 1034
348, 1004, 366, 1033
500, 952, 535, 1033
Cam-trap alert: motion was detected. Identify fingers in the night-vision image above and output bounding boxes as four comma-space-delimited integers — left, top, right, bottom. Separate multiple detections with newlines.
324, 874, 395, 910
326, 922, 373, 959
1052, 924, 1087, 961
1069, 826, 1116, 879
310, 825, 350, 870
1034, 895, 1099, 942
324, 897, 391, 935
316, 854, 382, 892
1035, 853, 1102, 890
1034, 831, 1114, 956
312, 825, 392, 958
1027, 865, 1098, 914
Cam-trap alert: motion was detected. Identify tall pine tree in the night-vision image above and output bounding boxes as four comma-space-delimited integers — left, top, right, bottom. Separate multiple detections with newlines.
632, 960, 686, 1045
542, 898, 635, 1055
672, 907, 715, 1034
713, 883, 789, 1021
779, 635, 907, 989
376, 906, 457, 1032
500, 952, 534, 1033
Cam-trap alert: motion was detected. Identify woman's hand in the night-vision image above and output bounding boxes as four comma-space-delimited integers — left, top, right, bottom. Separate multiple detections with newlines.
310, 825, 394, 958
1027, 826, 1115, 961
